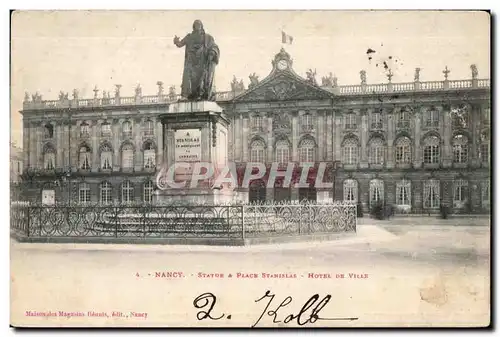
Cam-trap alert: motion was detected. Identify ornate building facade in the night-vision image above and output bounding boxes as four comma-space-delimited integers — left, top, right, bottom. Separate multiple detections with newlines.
19, 49, 491, 213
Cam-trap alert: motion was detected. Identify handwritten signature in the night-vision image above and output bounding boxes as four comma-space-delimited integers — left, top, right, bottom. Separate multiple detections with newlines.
193, 290, 358, 327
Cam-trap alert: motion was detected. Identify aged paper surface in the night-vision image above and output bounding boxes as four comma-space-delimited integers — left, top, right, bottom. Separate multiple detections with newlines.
10, 10, 491, 328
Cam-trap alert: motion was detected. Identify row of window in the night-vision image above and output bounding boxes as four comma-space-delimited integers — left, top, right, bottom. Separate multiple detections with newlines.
249, 107, 491, 133
43, 120, 156, 140
343, 179, 490, 209
341, 135, 490, 165
43, 142, 156, 171
248, 134, 490, 165
77, 179, 491, 208
78, 181, 155, 204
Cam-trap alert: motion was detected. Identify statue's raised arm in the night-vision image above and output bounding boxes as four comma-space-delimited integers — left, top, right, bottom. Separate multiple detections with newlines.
173, 20, 220, 101
173, 35, 186, 48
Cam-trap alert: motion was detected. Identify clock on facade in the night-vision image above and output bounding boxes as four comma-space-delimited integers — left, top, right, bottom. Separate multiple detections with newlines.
277, 59, 288, 70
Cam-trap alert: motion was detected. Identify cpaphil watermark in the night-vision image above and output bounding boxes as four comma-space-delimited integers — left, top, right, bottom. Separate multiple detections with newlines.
155, 162, 334, 190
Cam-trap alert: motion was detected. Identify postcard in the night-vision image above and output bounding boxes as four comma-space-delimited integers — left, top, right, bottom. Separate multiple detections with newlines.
10, 10, 491, 328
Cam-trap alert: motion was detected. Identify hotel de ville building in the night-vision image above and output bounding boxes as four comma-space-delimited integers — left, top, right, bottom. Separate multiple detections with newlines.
17, 48, 491, 214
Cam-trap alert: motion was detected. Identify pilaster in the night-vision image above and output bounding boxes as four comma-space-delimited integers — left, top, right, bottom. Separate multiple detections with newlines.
92, 121, 99, 172
156, 119, 163, 166
291, 114, 298, 162
413, 109, 422, 168
242, 115, 249, 162
386, 111, 395, 169
360, 109, 369, 168
442, 105, 452, 168
334, 111, 342, 162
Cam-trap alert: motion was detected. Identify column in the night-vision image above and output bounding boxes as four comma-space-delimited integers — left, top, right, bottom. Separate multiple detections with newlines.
470, 104, 479, 167
291, 114, 298, 162
134, 118, 143, 171
156, 119, 163, 166
36, 124, 42, 169
326, 111, 333, 161
234, 114, 241, 162
316, 111, 324, 161
413, 110, 422, 168
22, 122, 29, 168
56, 122, 63, 169
92, 121, 99, 172
267, 114, 274, 163
386, 111, 395, 169
242, 115, 248, 162
360, 109, 368, 168
69, 121, 78, 169
334, 111, 342, 162
442, 105, 452, 168
112, 119, 120, 171
227, 115, 234, 162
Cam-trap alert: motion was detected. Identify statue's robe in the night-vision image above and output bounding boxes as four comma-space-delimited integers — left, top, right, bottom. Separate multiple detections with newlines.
178, 31, 220, 101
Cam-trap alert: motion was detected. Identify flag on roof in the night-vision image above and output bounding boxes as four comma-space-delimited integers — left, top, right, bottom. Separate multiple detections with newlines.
282, 31, 293, 44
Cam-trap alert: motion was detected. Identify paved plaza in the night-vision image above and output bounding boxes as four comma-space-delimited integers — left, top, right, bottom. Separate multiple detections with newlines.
11, 217, 490, 327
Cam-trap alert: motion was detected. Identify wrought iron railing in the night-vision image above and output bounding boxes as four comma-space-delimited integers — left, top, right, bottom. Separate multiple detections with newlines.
10, 201, 357, 240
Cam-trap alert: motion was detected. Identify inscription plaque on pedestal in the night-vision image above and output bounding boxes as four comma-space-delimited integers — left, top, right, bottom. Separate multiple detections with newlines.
174, 129, 201, 177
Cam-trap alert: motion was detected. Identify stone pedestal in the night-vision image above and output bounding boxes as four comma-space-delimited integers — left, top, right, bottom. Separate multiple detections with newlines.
154, 101, 233, 205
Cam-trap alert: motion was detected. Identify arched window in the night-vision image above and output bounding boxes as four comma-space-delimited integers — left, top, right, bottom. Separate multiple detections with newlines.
43, 146, 55, 170
298, 138, 315, 163
78, 182, 91, 204
369, 179, 384, 206
480, 130, 490, 164
343, 179, 358, 203
143, 119, 154, 136
121, 143, 134, 169
121, 180, 134, 204
425, 107, 439, 127
423, 179, 440, 209
79, 145, 91, 170
44, 124, 54, 139
100, 144, 113, 170
453, 179, 468, 208
368, 138, 385, 165
396, 108, 411, 128
423, 136, 440, 164
250, 139, 266, 163
342, 138, 359, 165
452, 134, 469, 163
122, 121, 132, 137
100, 122, 111, 137
395, 137, 412, 164
100, 181, 112, 204
144, 142, 156, 169
143, 181, 154, 203
275, 140, 290, 166
396, 180, 411, 206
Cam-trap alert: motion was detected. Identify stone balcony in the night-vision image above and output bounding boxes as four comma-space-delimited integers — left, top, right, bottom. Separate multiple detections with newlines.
22, 78, 490, 111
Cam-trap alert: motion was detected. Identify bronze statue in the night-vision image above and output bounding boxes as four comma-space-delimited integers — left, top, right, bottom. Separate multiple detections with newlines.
174, 20, 220, 101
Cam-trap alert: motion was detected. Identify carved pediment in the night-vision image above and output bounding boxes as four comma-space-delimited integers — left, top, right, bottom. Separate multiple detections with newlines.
234, 73, 333, 102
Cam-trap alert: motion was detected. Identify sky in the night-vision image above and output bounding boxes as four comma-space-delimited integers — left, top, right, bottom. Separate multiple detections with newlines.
10, 10, 490, 146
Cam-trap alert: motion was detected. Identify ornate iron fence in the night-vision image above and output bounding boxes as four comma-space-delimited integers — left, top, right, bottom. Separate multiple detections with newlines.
10, 201, 356, 240
242, 201, 357, 238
